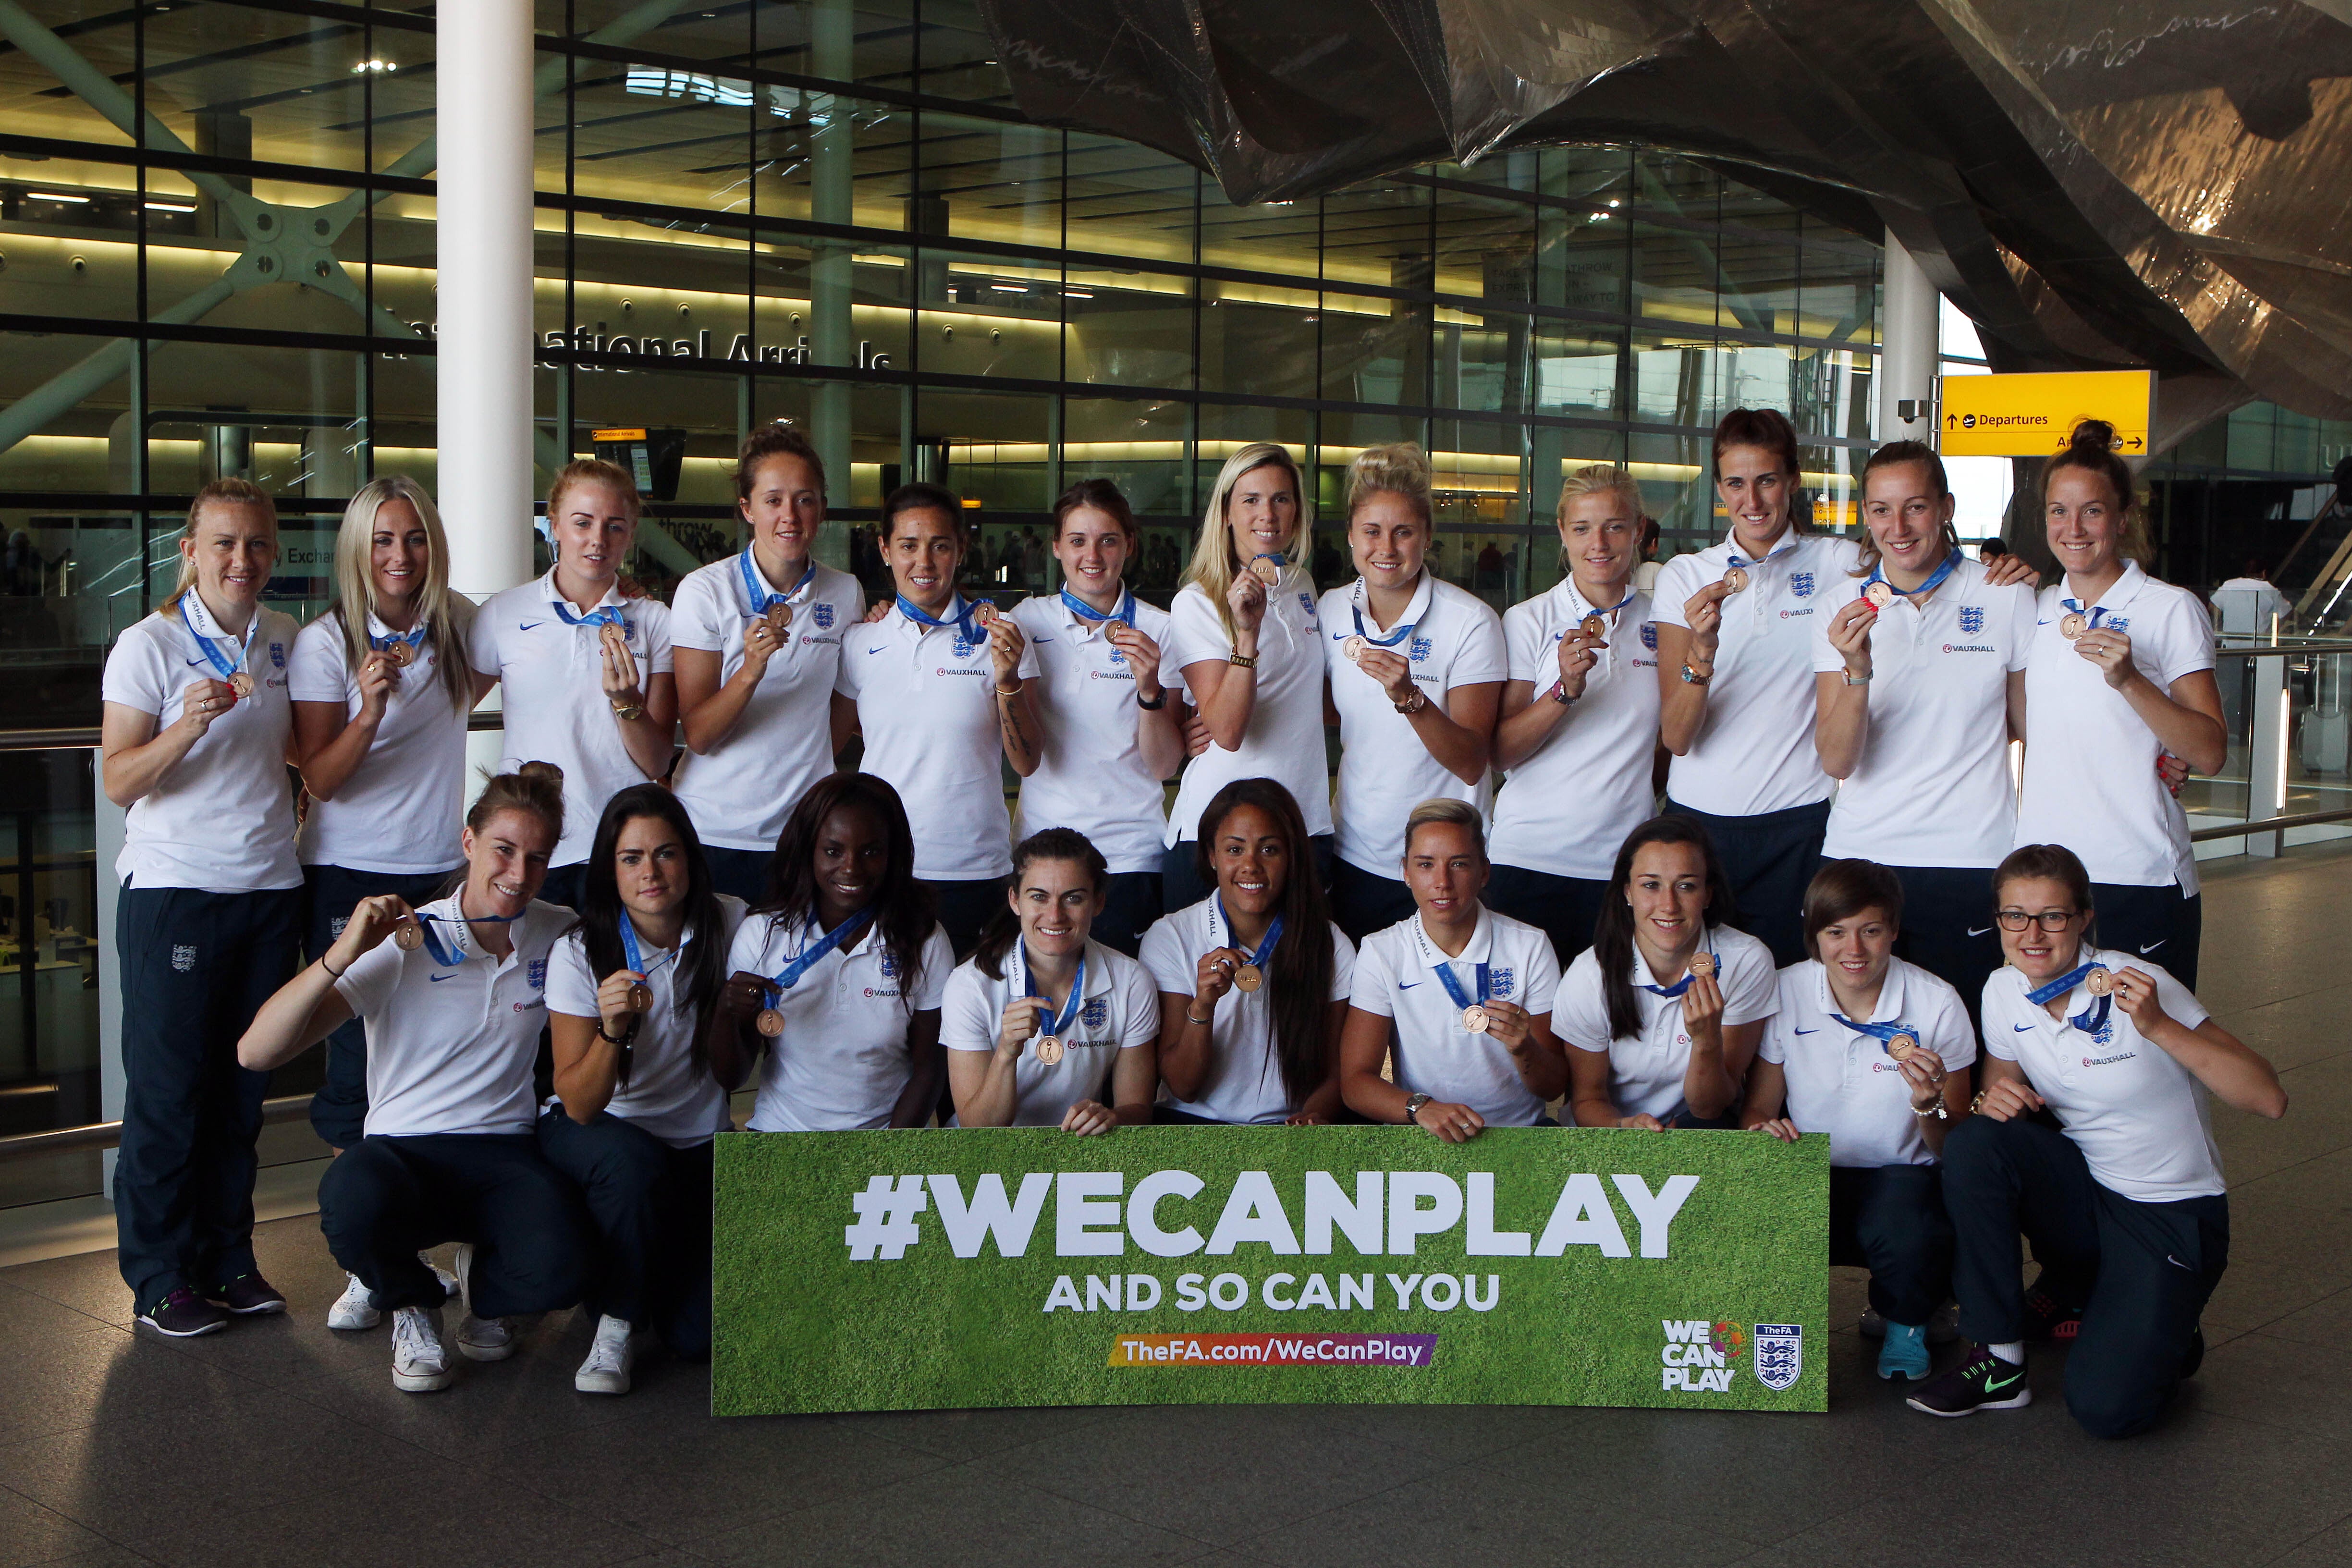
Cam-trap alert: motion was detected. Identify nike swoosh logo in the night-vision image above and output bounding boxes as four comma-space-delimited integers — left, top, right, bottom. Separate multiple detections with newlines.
1398, 980, 1421, 989
865, 645, 889, 655
1031, 635, 1054, 643
1984, 1372, 2023, 1392
184, 657, 207, 667
429, 972, 458, 982
2036, 619, 2052, 626
2139, 940, 2165, 955
2165, 1254, 2193, 1271
1966, 926, 1993, 937
1792, 1027, 1819, 1035
519, 622, 543, 632
2014, 1023, 2036, 1031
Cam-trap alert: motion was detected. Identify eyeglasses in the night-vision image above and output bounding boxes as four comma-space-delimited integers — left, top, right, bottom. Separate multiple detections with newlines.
1995, 908, 2081, 932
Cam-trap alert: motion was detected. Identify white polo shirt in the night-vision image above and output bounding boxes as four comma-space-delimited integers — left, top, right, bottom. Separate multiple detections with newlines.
1161, 568, 1333, 844
1010, 592, 1176, 875
1554, 924, 1778, 1122
1757, 957, 1976, 1168
1652, 529, 1860, 815
1350, 907, 1562, 1126
469, 572, 674, 869
333, 895, 566, 1138
669, 554, 864, 853
543, 895, 747, 1148
1139, 896, 1358, 1124
2016, 564, 2215, 891
1491, 581, 1662, 880
102, 603, 302, 892
723, 908, 953, 1133
940, 937, 1159, 1126
1810, 556, 2034, 868
834, 600, 1011, 882
290, 607, 474, 876
1982, 946, 2221, 1201
1319, 575, 1507, 875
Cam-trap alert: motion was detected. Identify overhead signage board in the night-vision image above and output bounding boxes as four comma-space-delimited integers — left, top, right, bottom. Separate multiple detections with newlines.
1938, 369, 2154, 457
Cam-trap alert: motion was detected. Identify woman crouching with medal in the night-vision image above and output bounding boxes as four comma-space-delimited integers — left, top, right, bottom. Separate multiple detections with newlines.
1340, 799, 1566, 1141
1743, 859, 1975, 1383
1141, 778, 1355, 1125
1909, 843, 2285, 1436
943, 829, 1160, 1132
1559, 818, 1779, 1129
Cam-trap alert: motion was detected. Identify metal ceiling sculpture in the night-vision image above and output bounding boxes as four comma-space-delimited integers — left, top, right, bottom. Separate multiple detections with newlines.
980, 0, 2352, 429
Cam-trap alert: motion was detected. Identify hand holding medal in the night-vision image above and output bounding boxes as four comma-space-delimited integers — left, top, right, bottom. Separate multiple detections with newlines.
1195, 945, 1248, 1007
177, 678, 237, 736
334, 894, 418, 971
721, 971, 774, 1034
1475, 997, 1532, 1050
1225, 564, 1269, 636
1352, 642, 1415, 705
2070, 622, 2140, 691
998, 994, 1054, 1062
1681, 948, 1726, 1040
740, 611, 785, 674
1825, 596, 1876, 680
2105, 965, 2168, 1029
1553, 624, 1602, 701
1897, 1045, 1949, 1114
983, 605, 1026, 681
597, 969, 653, 1035
598, 620, 641, 705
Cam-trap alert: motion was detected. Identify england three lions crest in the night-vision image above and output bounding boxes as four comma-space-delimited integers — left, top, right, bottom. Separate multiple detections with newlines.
1752, 1323, 1802, 1391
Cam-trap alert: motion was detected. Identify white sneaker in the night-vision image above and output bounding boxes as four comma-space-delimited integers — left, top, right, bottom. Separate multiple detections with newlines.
450, 1242, 515, 1362
574, 1314, 636, 1396
427, 1255, 459, 1300
391, 1307, 453, 1393
327, 1272, 380, 1332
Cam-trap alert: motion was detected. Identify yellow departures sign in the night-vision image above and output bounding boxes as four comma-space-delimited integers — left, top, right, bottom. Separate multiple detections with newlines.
1937, 370, 2153, 457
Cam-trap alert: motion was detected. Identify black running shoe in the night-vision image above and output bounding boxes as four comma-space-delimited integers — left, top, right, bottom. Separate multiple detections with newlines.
1907, 1343, 2032, 1417
139, 1287, 230, 1338
2023, 1286, 2083, 1341
209, 1273, 287, 1315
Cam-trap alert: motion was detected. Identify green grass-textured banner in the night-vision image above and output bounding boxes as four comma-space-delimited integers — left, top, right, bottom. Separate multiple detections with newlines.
713, 1126, 1829, 1416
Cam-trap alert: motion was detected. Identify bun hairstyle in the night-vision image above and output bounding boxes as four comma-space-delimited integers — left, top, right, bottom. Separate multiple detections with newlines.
1711, 407, 1814, 530
466, 760, 565, 844
1853, 440, 1958, 578
735, 422, 827, 503
1053, 477, 1139, 545
974, 827, 1108, 981
1591, 815, 1741, 1042
1191, 777, 1337, 1110
1345, 441, 1433, 525
2039, 419, 2153, 565
165, 477, 279, 613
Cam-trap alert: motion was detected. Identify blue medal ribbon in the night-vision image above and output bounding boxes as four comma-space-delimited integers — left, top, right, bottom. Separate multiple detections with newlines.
1348, 579, 1417, 650
764, 908, 874, 1003
551, 597, 627, 634
1211, 899, 1284, 975
179, 591, 257, 686
2024, 957, 2112, 1035
1060, 586, 1136, 631
1863, 547, 1960, 604
1021, 944, 1087, 1041
2058, 597, 2110, 631
895, 592, 987, 643
1430, 958, 1491, 1016
738, 548, 814, 619
1642, 944, 1717, 1000
1830, 1013, 1918, 1056
369, 625, 426, 662
415, 905, 525, 968
617, 912, 678, 987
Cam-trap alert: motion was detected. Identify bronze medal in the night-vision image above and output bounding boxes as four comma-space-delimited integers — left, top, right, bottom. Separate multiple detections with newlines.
1461, 1004, 1491, 1034
228, 672, 255, 698
2082, 965, 2113, 997
1721, 566, 1749, 594
600, 621, 630, 659
764, 602, 792, 636
2059, 612, 2088, 640
1579, 613, 1606, 638
1233, 963, 1264, 992
383, 640, 415, 669
627, 981, 654, 1014
1863, 581, 1895, 610
1034, 1035, 1065, 1066
1688, 950, 1717, 979
1104, 618, 1129, 639
970, 600, 999, 627
1250, 558, 1282, 586
1887, 1031, 1919, 1062
1341, 634, 1367, 662
392, 919, 424, 952
756, 1007, 786, 1038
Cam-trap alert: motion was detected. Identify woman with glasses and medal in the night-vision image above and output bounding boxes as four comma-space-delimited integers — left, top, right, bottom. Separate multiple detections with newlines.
1909, 844, 2284, 1436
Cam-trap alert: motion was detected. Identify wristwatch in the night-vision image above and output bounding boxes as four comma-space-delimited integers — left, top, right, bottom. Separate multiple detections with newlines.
1550, 684, 1577, 707
609, 698, 645, 722
1680, 662, 1711, 686
1842, 669, 1872, 686
1136, 688, 1168, 710
1404, 1091, 1433, 1125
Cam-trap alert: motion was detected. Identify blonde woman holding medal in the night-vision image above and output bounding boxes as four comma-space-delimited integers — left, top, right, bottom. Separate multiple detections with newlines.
2014, 420, 2225, 986
468, 459, 674, 912
1142, 778, 1356, 1125
835, 483, 1038, 956
710, 774, 953, 1133
672, 425, 866, 903
1340, 799, 1566, 1140
1744, 859, 1975, 1383
1813, 442, 2035, 1013
1911, 844, 2283, 1435
1318, 443, 1507, 940
1490, 464, 1664, 966
541, 786, 746, 1394
1160, 444, 1331, 912
1008, 479, 1183, 955
101, 478, 303, 1337
943, 829, 1159, 1132
291, 477, 475, 1157
1559, 817, 1778, 1129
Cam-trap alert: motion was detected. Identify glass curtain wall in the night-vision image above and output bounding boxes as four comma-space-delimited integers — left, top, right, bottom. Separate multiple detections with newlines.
0, 0, 1882, 1185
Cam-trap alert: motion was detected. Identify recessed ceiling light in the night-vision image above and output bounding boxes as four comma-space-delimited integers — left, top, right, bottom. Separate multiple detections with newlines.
29, 191, 90, 203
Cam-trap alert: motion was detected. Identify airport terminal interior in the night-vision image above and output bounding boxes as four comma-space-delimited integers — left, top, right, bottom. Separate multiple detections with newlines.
1, 1, 2351, 1563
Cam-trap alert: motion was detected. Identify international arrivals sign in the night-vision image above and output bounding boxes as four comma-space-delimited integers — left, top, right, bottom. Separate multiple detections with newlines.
711, 1126, 1828, 1416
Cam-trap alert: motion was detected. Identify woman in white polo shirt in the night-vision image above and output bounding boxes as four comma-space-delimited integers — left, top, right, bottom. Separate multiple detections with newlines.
1491, 463, 1663, 966
1814, 442, 2035, 1011
943, 829, 1159, 1131
1010, 478, 1182, 954
100, 477, 304, 1338
1341, 798, 1566, 1140
1160, 443, 1331, 911
2015, 420, 2225, 987
1910, 844, 2284, 1436
1143, 778, 1355, 1124
469, 459, 675, 912
291, 476, 475, 1153
1560, 816, 1778, 1129
238, 765, 589, 1395
1319, 444, 1507, 940
836, 482, 1037, 956
672, 425, 864, 904
709, 773, 954, 1133
540, 785, 746, 1395
1744, 859, 1975, 1383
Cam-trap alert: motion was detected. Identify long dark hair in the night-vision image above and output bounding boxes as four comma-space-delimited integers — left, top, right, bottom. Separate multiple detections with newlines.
975, 828, 1107, 981
752, 773, 934, 998
1593, 816, 1742, 1042
1192, 777, 1337, 1109
566, 784, 728, 1082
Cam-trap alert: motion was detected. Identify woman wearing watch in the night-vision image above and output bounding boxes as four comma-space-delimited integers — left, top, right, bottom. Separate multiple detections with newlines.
1340, 799, 1566, 1140
540, 785, 746, 1395
1141, 778, 1355, 1125
468, 460, 675, 912
1558, 817, 1778, 1129
1159, 443, 1332, 911
1318, 444, 1507, 940
1743, 859, 1975, 1382
1910, 844, 2283, 1436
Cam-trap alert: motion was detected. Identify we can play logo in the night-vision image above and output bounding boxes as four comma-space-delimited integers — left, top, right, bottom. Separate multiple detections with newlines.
1659, 1318, 1748, 1392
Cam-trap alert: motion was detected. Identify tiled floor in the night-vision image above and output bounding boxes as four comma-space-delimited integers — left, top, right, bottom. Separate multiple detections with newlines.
3, 844, 2349, 1568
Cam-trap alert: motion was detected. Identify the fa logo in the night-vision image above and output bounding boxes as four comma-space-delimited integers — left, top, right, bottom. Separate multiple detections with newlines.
879, 951, 898, 979
1298, 593, 1314, 615
1641, 622, 1659, 651
269, 642, 286, 669
814, 603, 835, 629
1489, 968, 1515, 999
2109, 616, 2130, 632
1081, 998, 1108, 1030
1789, 572, 1814, 599
526, 959, 547, 990
1959, 605, 1985, 635
952, 636, 976, 660
1753, 1324, 1802, 1391
1409, 637, 1433, 663
172, 944, 197, 972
